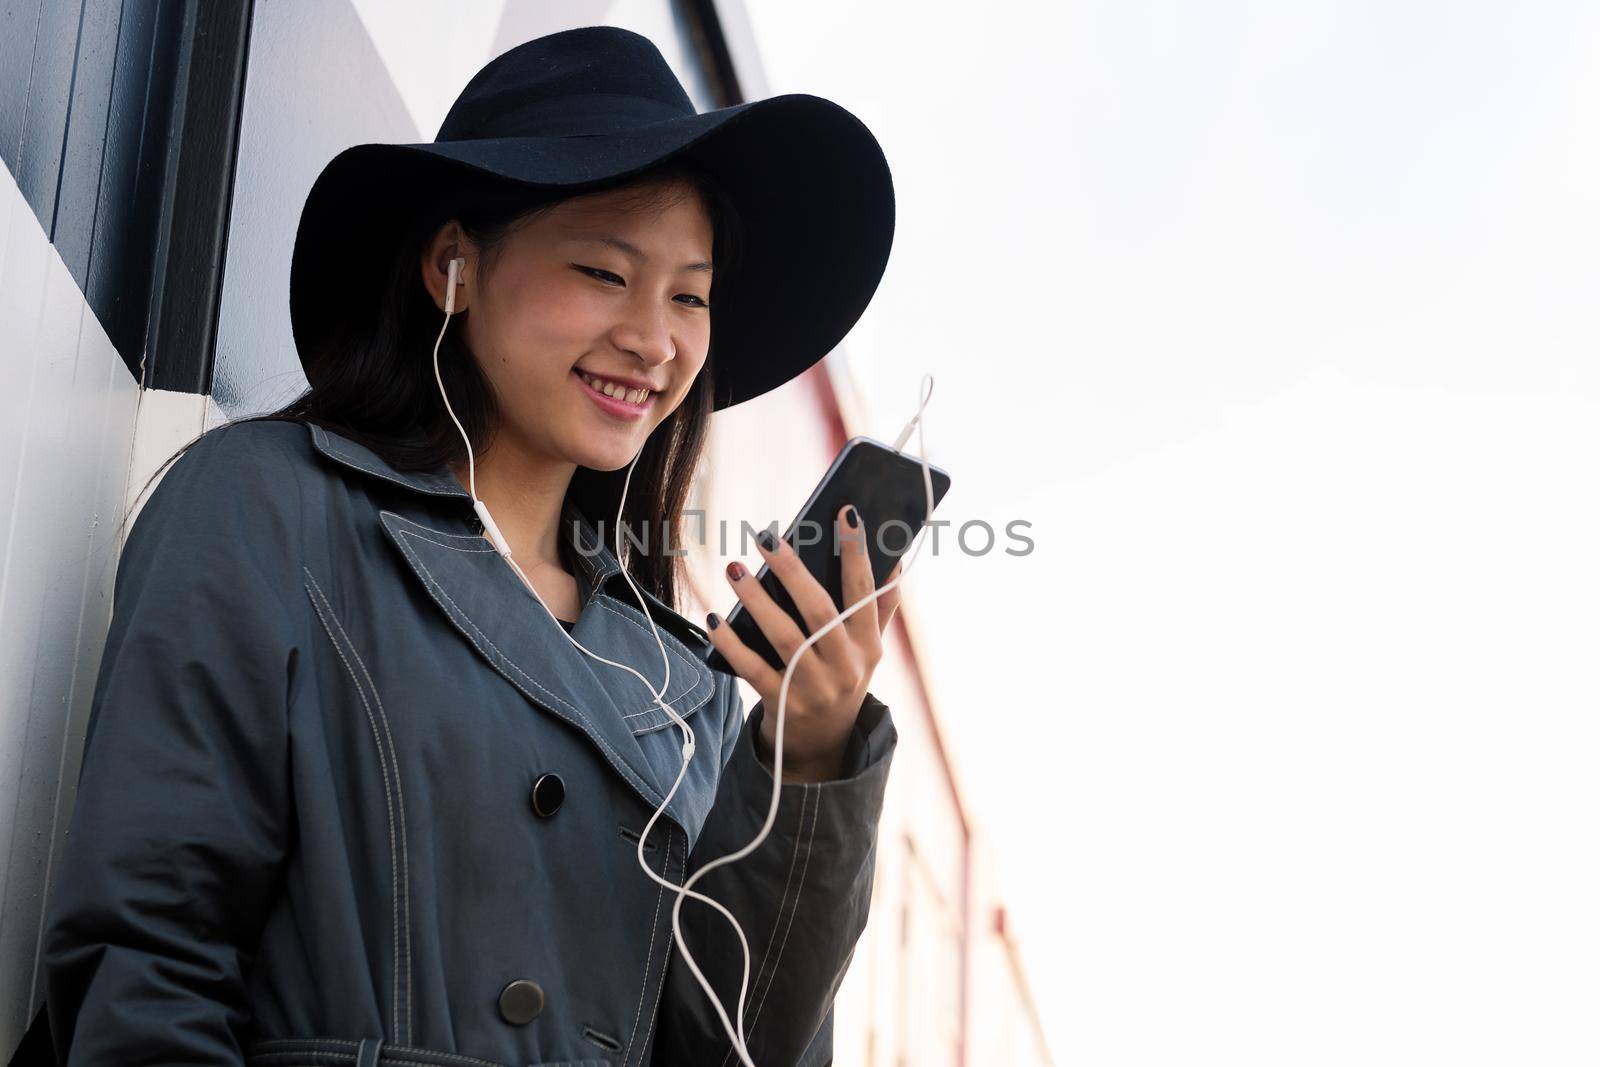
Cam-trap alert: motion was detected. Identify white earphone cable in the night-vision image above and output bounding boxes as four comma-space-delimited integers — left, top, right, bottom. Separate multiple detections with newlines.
434, 257, 936, 1065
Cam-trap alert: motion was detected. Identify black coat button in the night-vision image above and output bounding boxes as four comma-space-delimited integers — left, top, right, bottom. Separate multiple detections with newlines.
529, 773, 565, 818
498, 978, 544, 1025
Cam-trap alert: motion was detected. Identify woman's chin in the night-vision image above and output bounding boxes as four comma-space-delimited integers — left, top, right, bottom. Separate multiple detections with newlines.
569, 437, 648, 473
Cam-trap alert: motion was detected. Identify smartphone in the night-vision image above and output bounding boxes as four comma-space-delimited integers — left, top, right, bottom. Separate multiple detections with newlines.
703, 436, 952, 676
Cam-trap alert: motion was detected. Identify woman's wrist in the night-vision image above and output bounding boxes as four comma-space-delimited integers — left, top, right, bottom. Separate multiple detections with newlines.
755, 726, 846, 784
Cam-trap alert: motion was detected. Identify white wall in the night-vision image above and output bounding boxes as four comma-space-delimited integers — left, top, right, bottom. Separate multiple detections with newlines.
0, 160, 141, 1049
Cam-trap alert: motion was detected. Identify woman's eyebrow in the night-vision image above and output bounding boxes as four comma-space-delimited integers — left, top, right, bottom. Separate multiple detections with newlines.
568, 233, 713, 274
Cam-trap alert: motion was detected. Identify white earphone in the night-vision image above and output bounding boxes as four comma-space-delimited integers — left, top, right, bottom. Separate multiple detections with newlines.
432, 254, 937, 1066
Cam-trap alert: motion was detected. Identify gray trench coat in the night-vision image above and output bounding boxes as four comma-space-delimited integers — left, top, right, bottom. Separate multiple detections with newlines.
41, 419, 897, 1067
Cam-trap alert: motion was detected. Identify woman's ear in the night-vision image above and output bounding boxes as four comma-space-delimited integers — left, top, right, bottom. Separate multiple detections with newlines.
421, 221, 473, 313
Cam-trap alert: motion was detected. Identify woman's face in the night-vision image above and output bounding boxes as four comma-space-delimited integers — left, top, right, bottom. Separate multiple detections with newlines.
432, 178, 714, 472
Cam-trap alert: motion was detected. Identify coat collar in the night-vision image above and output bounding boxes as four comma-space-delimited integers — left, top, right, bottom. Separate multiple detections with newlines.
305, 421, 629, 599
306, 422, 723, 840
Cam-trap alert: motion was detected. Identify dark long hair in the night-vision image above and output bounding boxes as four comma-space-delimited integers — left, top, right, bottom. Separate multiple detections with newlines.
127, 158, 745, 610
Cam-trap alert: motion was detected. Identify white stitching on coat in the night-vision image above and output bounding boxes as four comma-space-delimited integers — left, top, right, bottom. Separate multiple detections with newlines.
379, 510, 610, 589
305, 567, 415, 1045
634, 828, 682, 1067
622, 831, 671, 1067
746, 784, 821, 1037
717, 783, 821, 1067
376, 513, 488, 549
397, 530, 496, 553
310, 422, 464, 495
304, 573, 403, 1044
591, 599, 713, 721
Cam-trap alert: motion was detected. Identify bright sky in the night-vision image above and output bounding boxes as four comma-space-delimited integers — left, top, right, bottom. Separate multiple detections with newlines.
744, 1, 1600, 1062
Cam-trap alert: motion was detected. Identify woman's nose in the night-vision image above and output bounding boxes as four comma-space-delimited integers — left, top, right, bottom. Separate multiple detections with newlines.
613, 313, 679, 367
628, 335, 677, 367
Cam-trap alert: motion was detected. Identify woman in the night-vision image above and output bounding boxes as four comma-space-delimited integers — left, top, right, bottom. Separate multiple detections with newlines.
38, 25, 900, 1067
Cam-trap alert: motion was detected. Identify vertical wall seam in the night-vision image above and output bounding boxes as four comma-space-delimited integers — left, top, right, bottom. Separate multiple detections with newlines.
45, 0, 91, 240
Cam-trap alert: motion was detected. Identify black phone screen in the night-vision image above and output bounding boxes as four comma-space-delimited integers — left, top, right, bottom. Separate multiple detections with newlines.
703, 436, 952, 676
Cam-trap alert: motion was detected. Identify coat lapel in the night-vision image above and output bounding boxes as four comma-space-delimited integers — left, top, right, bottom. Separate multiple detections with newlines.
307, 423, 718, 825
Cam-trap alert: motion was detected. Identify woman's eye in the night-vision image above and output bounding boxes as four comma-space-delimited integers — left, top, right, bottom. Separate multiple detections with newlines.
576, 265, 624, 285
576, 266, 710, 309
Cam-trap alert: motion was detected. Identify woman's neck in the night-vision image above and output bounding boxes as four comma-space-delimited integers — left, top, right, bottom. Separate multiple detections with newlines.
448, 441, 578, 572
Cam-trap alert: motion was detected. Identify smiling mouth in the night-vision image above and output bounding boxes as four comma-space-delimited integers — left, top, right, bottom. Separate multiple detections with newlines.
574, 370, 657, 409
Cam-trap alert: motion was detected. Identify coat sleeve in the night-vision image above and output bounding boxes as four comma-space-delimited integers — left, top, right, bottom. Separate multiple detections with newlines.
649, 675, 897, 1066
41, 425, 304, 1066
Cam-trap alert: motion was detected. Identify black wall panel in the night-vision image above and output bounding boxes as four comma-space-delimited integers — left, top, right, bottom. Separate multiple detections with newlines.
2, 0, 83, 230
87, 0, 182, 375
53, 0, 131, 290
0, 0, 251, 393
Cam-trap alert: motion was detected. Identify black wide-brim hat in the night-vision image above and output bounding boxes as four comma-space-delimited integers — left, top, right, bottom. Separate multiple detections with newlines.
290, 25, 895, 411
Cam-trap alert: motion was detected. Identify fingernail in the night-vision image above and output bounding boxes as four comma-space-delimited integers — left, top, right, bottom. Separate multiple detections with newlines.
757, 530, 777, 552
706, 612, 721, 630
727, 561, 746, 581
845, 505, 859, 529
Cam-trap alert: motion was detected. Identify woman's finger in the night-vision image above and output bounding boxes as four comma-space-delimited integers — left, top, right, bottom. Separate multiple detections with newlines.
750, 529, 852, 664
836, 503, 880, 644
876, 558, 903, 637
703, 608, 782, 697
721, 554, 816, 672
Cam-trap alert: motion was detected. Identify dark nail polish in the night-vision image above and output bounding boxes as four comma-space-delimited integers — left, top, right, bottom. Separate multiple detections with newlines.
758, 530, 777, 552
845, 506, 859, 529
706, 612, 720, 630
727, 561, 746, 581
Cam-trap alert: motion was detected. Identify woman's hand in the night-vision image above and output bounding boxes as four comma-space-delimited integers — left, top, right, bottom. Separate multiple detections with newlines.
706, 504, 902, 783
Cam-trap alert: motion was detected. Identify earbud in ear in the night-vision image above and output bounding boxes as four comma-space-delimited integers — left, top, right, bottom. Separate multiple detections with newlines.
445, 256, 465, 315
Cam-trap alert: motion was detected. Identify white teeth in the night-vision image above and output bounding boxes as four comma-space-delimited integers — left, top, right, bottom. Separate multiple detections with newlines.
580, 373, 651, 406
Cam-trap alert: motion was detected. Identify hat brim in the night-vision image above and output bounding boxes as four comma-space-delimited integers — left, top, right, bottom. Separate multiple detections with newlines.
289, 93, 895, 411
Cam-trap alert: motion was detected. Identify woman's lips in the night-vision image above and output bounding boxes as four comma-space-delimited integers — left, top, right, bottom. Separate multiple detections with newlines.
573, 369, 653, 420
